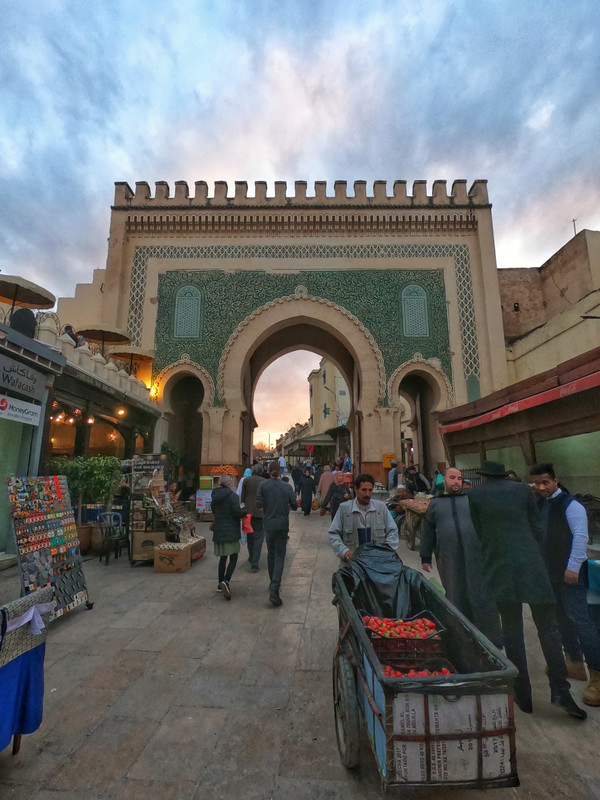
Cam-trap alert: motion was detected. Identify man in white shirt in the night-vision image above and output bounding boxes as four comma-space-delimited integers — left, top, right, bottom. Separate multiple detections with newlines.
277, 454, 287, 477
530, 463, 600, 707
328, 473, 398, 561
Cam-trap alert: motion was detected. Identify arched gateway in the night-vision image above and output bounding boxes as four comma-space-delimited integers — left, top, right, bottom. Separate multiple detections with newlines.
57, 179, 509, 483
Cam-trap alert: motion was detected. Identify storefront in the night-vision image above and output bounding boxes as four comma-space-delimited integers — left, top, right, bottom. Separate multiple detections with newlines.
438, 347, 600, 494
45, 363, 160, 463
0, 323, 65, 561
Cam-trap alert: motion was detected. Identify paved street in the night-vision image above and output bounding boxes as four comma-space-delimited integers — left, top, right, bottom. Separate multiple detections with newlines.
1, 512, 599, 799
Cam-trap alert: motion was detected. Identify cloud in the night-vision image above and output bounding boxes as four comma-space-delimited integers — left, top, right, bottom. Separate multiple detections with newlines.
253, 351, 321, 442
1, 0, 599, 296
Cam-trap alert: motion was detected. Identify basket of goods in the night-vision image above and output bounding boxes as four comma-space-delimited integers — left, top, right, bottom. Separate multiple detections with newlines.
382, 657, 454, 679
209, 465, 238, 476
361, 612, 445, 666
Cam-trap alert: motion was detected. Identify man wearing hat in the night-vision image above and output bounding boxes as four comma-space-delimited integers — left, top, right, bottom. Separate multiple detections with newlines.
468, 461, 586, 719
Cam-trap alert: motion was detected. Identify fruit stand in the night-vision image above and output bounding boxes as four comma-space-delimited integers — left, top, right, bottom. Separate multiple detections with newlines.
398, 497, 431, 550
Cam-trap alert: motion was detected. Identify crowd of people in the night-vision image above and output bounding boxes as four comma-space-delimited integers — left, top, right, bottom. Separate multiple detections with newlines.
420, 461, 600, 718
209, 451, 599, 722
209, 453, 354, 605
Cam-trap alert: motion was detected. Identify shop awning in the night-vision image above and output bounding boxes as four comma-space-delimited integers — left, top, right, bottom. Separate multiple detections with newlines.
299, 433, 336, 445
439, 370, 600, 434
283, 433, 336, 457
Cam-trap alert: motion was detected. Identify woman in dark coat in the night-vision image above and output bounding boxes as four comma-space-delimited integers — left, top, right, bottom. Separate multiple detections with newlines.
211, 474, 246, 599
321, 471, 353, 519
297, 468, 317, 516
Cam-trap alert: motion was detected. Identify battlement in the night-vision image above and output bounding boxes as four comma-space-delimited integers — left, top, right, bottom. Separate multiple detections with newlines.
113, 179, 489, 209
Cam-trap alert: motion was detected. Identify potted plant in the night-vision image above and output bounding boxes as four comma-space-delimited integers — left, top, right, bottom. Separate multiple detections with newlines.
46, 455, 122, 553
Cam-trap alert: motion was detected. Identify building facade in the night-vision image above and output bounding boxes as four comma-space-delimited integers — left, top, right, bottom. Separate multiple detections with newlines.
440, 230, 600, 494
57, 178, 508, 484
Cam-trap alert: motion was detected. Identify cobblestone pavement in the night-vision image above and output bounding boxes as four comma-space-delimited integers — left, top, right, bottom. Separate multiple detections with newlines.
1, 512, 599, 799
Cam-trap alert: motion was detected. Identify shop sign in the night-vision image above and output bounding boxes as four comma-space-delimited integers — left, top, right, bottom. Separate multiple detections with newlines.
196, 490, 212, 513
0, 353, 46, 402
0, 394, 41, 427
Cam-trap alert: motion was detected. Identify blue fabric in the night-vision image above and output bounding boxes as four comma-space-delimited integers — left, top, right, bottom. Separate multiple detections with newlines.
552, 580, 600, 671
0, 643, 46, 752
357, 527, 372, 546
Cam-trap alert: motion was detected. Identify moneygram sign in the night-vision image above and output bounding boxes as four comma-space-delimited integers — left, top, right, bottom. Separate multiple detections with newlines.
0, 394, 41, 427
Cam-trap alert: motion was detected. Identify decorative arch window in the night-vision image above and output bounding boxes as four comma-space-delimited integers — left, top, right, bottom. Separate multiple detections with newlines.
402, 285, 429, 337
174, 286, 202, 339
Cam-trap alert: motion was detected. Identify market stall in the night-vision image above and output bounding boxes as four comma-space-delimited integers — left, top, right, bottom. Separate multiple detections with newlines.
6, 475, 90, 616
122, 454, 199, 566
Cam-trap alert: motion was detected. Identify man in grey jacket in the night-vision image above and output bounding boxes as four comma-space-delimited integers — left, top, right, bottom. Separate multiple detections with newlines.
328, 473, 398, 561
255, 461, 297, 606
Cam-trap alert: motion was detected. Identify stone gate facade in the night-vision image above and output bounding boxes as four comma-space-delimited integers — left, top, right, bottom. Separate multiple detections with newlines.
58, 179, 508, 481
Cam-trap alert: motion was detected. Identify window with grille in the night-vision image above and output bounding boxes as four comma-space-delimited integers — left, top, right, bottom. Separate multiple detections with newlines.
174, 286, 202, 339
402, 285, 429, 337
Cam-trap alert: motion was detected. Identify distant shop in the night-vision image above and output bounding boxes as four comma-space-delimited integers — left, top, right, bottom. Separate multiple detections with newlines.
0, 323, 65, 559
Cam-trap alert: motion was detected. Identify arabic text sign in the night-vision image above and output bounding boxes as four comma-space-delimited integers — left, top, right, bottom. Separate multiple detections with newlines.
0, 353, 46, 401
0, 394, 41, 426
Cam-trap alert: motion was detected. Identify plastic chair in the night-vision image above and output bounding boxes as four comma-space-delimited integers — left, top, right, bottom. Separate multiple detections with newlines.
97, 512, 130, 565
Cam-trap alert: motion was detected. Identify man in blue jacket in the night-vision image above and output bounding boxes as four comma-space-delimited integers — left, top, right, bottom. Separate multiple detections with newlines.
256, 461, 297, 606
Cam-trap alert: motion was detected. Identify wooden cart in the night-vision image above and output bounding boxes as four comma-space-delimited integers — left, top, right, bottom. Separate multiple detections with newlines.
332, 551, 519, 791
398, 498, 431, 550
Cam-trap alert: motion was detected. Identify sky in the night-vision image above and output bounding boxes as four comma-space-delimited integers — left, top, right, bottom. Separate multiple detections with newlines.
2, 1, 599, 443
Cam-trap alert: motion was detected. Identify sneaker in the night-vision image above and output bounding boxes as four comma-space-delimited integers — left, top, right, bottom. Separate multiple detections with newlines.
219, 580, 232, 600
550, 689, 587, 719
216, 584, 222, 592
269, 592, 283, 607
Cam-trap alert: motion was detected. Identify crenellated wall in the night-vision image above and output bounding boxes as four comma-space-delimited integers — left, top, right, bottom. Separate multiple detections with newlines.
112, 179, 490, 239
113, 179, 490, 208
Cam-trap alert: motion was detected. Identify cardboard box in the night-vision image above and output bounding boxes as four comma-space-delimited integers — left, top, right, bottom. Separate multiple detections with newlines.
132, 530, 167, 561
190, 536, 206, 561
154, 544, 191, 573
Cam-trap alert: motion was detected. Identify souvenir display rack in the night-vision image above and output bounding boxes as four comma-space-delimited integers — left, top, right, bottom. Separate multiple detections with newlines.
6, 475, 90, 619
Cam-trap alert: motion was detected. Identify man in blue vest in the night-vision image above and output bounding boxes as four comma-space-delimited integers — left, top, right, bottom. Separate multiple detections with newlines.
530, 463, 600, 707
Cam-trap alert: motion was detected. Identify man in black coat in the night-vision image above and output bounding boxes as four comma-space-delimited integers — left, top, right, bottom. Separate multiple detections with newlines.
468, 461, 586, 719
256, 461, 297, 607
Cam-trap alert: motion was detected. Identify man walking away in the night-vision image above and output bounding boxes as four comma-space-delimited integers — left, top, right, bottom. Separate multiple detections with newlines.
328, 473, 398, 562
468, 461, 586, 719
530, 463, 600, 706
256, 461, 297, 606
241, 463, 267, 572
421, 467, 502, 646
278, 453, 287, 478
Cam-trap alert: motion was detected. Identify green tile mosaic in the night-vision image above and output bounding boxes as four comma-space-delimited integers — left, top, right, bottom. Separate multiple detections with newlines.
127, 243, 479, 403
